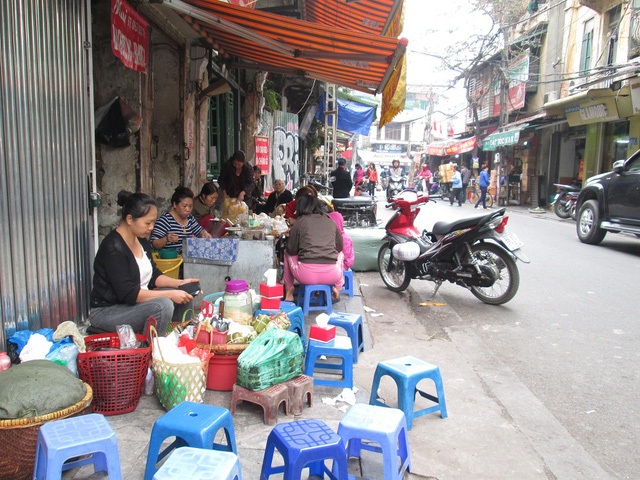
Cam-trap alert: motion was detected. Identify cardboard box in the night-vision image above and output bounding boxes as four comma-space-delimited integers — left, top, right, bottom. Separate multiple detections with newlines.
309, 324, 336, 342
260, 283, 284, 299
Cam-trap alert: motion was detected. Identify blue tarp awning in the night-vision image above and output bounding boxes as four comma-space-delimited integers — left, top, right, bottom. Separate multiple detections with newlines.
316, 92, 376, 136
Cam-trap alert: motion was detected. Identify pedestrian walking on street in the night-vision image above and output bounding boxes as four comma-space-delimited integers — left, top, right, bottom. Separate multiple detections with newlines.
450, 164, 463, 206
474, 164, 490, 209
460, 163, 472, 204
330, 158, 353, 198
366, 162, 378, 198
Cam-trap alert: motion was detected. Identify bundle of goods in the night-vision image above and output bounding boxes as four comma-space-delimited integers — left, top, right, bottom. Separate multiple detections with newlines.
221, 198, 249, 225
151, 326, 212, 410
0, 361, 93, 480
77, 324, 151, 415
236, 328, 303, 391
439, 163, 456, 183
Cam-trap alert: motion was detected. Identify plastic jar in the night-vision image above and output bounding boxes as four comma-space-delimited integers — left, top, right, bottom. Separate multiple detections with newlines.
223, 280, 253, 325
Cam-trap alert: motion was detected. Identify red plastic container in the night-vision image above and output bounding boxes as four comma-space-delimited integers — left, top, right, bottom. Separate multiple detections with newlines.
259, 283, 284, 298
206, 354, 239, 391
77, 333, 151, 415
261, 297, 281, 310
309, 324, 336, 342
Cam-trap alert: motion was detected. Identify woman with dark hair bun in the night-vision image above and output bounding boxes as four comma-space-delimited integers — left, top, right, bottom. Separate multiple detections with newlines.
89, 192, 200, 335
283, 195, 344, 302
151, 186, 211, 254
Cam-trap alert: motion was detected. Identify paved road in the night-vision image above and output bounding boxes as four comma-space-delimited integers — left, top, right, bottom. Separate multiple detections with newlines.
373, 198, 640, 479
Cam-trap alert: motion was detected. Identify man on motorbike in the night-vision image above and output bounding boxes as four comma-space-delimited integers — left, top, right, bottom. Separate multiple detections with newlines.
386, 159, 405, 201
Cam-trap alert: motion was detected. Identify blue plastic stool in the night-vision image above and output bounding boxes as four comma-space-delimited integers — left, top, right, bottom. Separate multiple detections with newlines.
328, 312, 364, 363
369, 356, 448, 429
304, 337, 353, 388
337, 404, 411, 480
153, 447, 242, 480
340, 269, 355, 298
33, 413, 122, 480
144, 402, 237, 480
297, 284, 333, 315
260, 419, 348, 480
256, 300, 306, 347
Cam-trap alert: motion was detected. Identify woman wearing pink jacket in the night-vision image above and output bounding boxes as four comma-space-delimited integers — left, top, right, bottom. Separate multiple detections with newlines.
328, 211, 354, 271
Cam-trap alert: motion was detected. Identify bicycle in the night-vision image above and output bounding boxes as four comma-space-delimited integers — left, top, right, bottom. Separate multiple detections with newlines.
469, 181, 494, 208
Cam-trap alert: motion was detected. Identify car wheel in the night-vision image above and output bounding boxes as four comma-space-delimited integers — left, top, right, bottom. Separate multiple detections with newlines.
576, 200, 607, 244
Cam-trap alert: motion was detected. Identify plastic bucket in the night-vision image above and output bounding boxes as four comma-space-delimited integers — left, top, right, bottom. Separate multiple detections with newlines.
206, 354, 239, 391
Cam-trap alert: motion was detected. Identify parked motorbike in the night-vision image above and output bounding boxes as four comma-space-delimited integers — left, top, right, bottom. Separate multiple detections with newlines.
378, 190, 528, 305
332, 196, 377, 227
386, 174, 406, 202
551, 183, 581, 219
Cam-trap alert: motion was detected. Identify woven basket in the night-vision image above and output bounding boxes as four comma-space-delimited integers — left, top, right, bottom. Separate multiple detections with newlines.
151, 326, 208, 410
0, 383, 93, 480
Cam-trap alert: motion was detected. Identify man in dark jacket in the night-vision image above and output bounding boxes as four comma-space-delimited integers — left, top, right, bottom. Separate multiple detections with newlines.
460, 164, 472, 204
330, 158, 353, 198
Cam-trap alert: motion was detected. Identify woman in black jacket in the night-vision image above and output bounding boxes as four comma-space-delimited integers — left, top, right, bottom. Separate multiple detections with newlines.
89, 192, 199, 335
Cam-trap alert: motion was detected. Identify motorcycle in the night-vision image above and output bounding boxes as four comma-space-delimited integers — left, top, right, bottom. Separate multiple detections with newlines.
386, 174, 406, 203
332, 195, 377, 227
378, 190, 528, 305
551, 183, 581, 219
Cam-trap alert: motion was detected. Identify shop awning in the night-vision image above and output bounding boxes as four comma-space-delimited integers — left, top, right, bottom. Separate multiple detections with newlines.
164, 0, 407, 98
544, 88, 619, 127
302, 0, 403, 36
425, 137, 476, 156
481, 128, 523, 151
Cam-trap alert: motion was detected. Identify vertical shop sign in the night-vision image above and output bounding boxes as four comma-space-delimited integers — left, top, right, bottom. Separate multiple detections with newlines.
111, 0, 149, 73
255, 136, 270, 174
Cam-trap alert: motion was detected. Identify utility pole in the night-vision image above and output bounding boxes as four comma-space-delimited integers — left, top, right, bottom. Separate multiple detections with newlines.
497, 23, 510, 205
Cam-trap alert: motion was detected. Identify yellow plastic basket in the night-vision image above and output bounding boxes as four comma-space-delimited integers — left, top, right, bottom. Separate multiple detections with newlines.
152, 253, 183, 279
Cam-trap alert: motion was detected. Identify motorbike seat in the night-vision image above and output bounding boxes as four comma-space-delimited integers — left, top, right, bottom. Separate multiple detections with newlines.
431, 208, 506, 236
332, 196, 375, 207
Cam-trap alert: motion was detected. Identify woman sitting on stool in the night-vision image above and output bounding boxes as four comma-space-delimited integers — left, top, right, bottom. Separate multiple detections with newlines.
283, 195, 344, 302
89, 192, 200, 335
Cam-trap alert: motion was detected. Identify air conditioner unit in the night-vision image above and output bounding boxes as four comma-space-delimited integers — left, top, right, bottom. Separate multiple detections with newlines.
544, 91, 558, 104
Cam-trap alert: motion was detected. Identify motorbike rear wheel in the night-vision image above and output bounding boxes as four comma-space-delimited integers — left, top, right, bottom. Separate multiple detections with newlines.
467, 243, 519, 305
377, 242, 411, 292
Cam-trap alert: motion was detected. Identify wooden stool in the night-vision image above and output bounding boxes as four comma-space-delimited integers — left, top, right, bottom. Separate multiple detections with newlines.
283, 375, 314, 415
231, 383, 289, 425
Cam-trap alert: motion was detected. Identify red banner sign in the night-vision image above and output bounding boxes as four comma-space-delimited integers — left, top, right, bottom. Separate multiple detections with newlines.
444, 137, 476, 156
255, 136, 270, 174
111, 0, 148, 73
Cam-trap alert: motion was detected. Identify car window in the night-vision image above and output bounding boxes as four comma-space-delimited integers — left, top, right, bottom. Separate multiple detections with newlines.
627, 156, 640, 173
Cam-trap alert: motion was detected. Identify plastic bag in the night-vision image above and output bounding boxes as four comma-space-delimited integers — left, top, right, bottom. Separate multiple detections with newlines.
117, 324, 138, 349
46, 343, 79, 376
221, 197, 248, 225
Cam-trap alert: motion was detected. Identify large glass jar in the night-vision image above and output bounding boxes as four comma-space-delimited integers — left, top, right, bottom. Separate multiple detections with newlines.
223, 280, 253, 325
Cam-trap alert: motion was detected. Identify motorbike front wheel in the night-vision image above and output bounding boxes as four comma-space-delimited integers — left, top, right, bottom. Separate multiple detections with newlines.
377, 242, 411, 292
553, 197, 571, 219
467, 243, 519, 305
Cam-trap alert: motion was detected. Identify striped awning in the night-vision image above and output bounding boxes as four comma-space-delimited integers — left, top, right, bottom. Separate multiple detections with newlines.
167, 0, 407, 96
302, 0, 403, 36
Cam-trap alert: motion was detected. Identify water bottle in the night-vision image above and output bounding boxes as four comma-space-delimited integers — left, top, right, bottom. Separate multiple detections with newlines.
144, 367, 155, 395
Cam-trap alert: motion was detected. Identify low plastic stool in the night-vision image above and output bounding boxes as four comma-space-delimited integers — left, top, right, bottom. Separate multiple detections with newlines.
340, 269, 355, 298
283, 374, 314, 415
256, 300, 306, 347
369, 355, 448, 429
230, 383, 289, 425
328, 311, 364, 363
304, 337, 353, 388
260, 419, 348, 480
337, 404, 411, 480
153, 447, 241, 480
297, 284, 333, 315
144, 402, 237, 480
33, 413, 122, 480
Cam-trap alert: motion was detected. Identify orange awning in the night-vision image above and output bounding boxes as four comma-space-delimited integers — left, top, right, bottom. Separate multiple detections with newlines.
302, 0, 403, 36
167, 0, 407, 96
